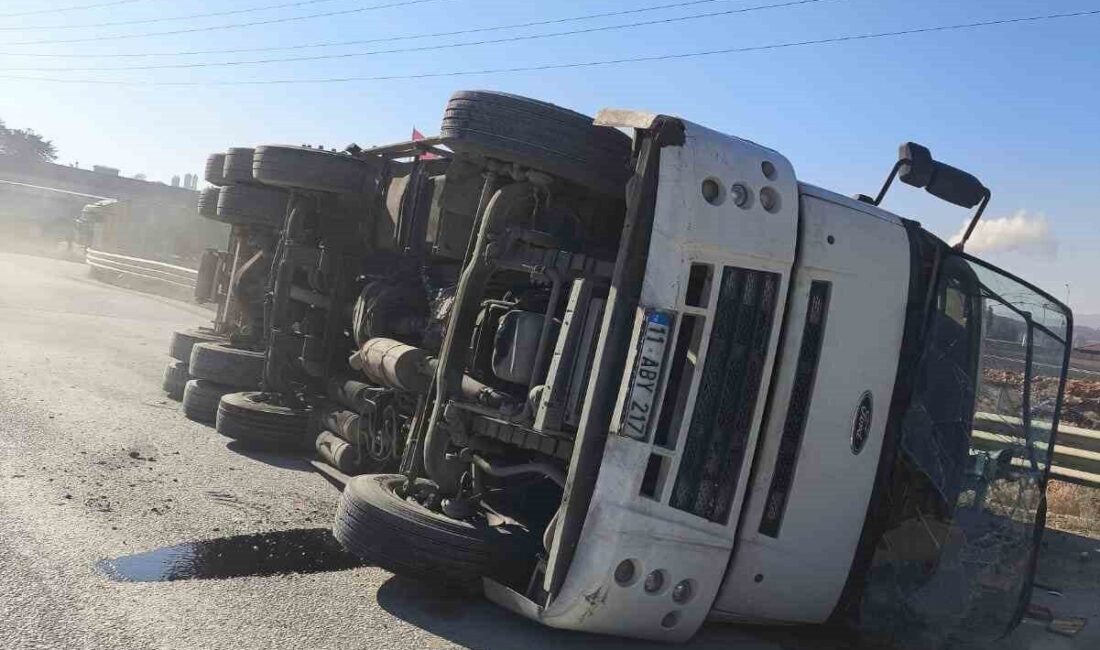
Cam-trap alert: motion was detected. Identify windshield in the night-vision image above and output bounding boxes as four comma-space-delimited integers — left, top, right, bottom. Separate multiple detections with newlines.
858, 251, 1071, 647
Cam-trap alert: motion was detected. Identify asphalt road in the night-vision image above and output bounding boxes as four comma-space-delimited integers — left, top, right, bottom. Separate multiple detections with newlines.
0, 252, 803, 650
1, 252, 1094, 650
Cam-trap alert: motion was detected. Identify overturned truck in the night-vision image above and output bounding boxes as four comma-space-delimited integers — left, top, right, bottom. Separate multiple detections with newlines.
330, 94, 1072, 646
170, 91, 1073, 646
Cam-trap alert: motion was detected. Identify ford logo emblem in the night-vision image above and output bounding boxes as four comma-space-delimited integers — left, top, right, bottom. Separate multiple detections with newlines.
851, 391, 873, 455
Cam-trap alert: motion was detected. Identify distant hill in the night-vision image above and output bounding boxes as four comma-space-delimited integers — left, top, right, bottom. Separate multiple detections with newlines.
1074, 314, 1100, 330
1074, 322, 1100, 346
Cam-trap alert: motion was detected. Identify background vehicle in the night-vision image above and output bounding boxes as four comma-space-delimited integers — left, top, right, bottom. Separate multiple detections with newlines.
328, 93, 1073, 646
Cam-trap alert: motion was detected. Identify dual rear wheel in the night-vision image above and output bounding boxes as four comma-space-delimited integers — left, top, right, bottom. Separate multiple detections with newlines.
165, 332, 308, 448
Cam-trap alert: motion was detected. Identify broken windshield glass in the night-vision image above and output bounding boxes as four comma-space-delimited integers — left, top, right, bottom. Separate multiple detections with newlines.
857, 252, 1070, 649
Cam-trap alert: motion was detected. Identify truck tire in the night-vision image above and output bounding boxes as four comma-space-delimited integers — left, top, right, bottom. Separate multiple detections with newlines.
197, 186, 220, 220
333, 474, 535, 588
205, 152, 228, 186
168, 328, 224, 362
215, 391, 313, 450
439, 90, 632, 197
222, 147, 255, 185
253, 145, 381, 195
182, 379, 233, 423
216, 183, 289, 227
162, 360, 189, 401
188, 342, 264, 388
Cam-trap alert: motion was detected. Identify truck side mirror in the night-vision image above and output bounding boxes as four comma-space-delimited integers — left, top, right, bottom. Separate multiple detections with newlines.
898, 142, 935, 189
898, 142, 988, 209
863, 142, 991, 251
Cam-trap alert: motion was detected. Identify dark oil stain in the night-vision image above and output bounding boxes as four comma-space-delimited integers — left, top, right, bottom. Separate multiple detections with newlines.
97, 528, 362, 582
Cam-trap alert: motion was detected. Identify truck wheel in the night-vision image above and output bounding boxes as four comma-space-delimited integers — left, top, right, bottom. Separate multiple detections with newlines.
168, 328, 224, 362
215, 183, 290, 227
204, 152, 228, 186
197, 186, 220, 220
333, 474, 535, 588
215, 391, 313, 450
162, 360, 189, 401
253, 145, 381, 195
188, 342, 264, 388
440, 90, 633, 198
182, 379, 233, 423
222, 147, 255, 184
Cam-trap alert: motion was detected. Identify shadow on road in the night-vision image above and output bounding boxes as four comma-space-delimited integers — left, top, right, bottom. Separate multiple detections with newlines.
374, 575, 841, 650
225, 439, 314, 473
1011, 527, 1100, 648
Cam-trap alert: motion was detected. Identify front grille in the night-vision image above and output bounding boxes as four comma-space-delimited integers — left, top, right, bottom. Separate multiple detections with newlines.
670, 266, 780, 523
759, 280, 831, 537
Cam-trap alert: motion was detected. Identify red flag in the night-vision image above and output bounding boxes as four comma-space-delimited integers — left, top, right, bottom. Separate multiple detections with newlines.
411, 127, 438, 159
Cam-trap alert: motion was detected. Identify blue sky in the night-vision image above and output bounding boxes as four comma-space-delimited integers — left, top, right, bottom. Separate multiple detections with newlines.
1, 0, 1098, 313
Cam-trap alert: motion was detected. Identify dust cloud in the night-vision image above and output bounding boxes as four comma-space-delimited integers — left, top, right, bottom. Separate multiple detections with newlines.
950, 210, 1057, 258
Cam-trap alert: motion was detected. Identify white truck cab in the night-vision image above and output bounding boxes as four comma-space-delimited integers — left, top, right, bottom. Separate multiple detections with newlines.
483, 111, 1070, 645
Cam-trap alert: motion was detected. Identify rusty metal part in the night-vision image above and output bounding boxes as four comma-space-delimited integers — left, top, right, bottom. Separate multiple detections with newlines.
316, 430, 365, 475
351, 338, 433, 394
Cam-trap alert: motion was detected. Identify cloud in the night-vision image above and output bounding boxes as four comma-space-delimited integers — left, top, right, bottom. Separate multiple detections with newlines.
949, 210, 1057, 258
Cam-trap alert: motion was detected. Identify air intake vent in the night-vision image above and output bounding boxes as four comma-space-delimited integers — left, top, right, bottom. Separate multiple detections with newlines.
759, 280, 831, 537
670, 266, 780, 523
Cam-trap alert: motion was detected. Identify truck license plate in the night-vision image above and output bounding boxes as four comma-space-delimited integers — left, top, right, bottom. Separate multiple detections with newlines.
621, 310, 673, 440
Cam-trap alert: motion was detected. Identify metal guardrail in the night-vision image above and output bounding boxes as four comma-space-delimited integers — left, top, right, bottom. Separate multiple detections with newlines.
0, 177, 112, 201
85, 248, 197, 291
973, 412, 1100, 488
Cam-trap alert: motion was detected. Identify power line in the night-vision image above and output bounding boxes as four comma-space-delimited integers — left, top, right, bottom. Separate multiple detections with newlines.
2, 0, 450, 45
0, 0, 834, 71
0, 0, 727, 58
1, 8, 1096, 86
0, 0, 346, 31
0, 0, 151, 18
